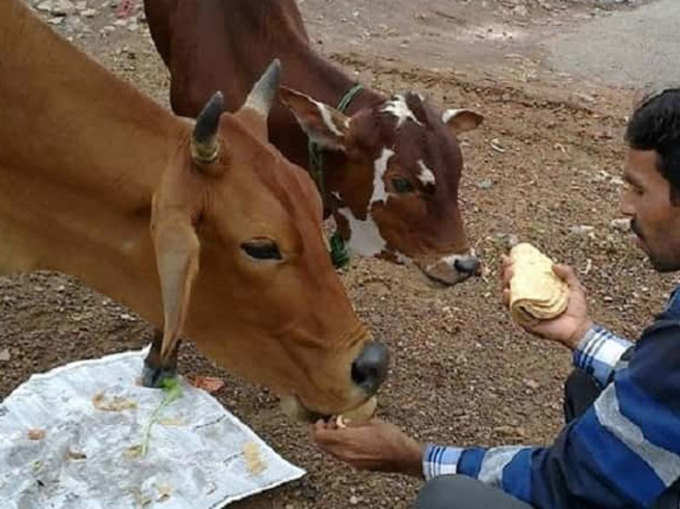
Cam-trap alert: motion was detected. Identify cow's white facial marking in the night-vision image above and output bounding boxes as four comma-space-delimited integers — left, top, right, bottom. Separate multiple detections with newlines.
382, 95, 423, 128
417, 160, 436, 187
316, 101, 344, 136
370, 148, 394, 205
425, 248, 478, 273
337, 207, 386, 257
442, 108, 474, 125
340, 148, 395, 257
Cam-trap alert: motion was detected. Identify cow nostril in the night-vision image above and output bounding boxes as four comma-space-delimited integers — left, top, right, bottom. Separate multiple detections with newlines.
454, 256, 481, 275
351, 341, 389, 393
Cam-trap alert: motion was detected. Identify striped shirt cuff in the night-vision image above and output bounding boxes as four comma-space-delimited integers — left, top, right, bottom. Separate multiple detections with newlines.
423, 444, 464, 481
573, 324, 633, 386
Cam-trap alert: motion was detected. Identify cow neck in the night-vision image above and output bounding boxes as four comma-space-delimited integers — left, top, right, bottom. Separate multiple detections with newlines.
303, 80, 382, 268
0, 0, 183, 323
304, 77, 383, 211
0, 1, 182, 206
308, 83, 364, 201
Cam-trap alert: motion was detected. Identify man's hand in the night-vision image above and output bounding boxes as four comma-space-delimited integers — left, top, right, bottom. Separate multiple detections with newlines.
501, 256, 593, 350
311, 418, 424, 478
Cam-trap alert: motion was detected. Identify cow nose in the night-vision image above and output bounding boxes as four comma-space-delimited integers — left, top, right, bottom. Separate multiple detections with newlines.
454, 255, 481, 275
351, 341, 389, 394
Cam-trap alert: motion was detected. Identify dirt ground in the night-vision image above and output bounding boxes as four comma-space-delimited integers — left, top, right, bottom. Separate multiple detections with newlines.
2, 0, 675, 507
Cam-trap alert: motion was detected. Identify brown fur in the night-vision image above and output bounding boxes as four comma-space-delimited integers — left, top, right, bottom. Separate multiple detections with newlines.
0, 0, 380, 416
144, 0, 484, 285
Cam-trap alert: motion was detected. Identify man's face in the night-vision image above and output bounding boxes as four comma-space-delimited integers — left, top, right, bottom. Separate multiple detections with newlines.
621, 149, 680, 272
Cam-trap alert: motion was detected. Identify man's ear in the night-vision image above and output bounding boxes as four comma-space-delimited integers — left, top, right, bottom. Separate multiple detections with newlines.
442, 108, 484, 135
280, 86, 350, 150
151, 202, 200, 362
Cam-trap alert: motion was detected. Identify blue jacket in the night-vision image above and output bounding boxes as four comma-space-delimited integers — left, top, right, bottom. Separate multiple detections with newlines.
423, 286, 680, 508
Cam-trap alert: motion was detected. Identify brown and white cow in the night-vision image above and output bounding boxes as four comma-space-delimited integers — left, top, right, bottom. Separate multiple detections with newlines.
0, 0, 387, 421
145, 0, 484, 286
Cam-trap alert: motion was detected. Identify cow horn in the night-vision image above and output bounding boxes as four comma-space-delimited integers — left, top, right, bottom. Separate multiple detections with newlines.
244, 59, 281, 116
191, 91, 224, 165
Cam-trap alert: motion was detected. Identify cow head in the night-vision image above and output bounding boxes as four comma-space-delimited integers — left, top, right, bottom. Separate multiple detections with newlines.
150, 61, 388, 420
280, 89, 483, 286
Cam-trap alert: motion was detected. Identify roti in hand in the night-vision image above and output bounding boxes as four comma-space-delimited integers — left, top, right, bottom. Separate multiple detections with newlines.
509, 243, 568, 327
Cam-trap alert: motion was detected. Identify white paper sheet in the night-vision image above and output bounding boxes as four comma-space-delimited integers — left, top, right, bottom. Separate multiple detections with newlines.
0, 348, 305, 508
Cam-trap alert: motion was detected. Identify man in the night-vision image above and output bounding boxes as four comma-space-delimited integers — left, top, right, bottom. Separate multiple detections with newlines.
312, 89, 680, 508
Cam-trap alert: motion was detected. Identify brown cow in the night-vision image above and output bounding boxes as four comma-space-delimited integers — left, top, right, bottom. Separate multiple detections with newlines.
0, 0, 387, 421
144, 0, 484, 286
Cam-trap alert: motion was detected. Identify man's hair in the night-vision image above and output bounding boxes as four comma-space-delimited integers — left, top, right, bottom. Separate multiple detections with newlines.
625, 88, 680, 203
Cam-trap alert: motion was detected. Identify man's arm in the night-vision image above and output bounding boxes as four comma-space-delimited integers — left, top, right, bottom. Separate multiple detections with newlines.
421, 324, 634, 484
423, 323, 680, 508
572, 324, 633, 387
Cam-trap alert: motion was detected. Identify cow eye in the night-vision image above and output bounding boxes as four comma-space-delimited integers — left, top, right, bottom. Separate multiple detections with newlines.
392, 178, 415, 193
241, 239, 282, 260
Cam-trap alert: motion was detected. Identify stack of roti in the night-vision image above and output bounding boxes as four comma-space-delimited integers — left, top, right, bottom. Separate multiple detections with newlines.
509, 243, 569, 326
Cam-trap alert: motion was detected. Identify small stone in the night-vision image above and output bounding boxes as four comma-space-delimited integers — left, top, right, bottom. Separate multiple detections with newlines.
0, 348, 10, 362
349, 495, 360, 505
513, 5, 528, 16
48, 16, 64, 25
524, 378, 540, 390
609, 218, 630, 232
569, 225, 594, 235
37, 0, 53, 12
477, 179, 494, 190
81, 8, 97, 16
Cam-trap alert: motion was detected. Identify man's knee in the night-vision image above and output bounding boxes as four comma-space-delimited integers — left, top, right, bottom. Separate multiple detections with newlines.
415, 475, 462, 509
415, 475, 532, 509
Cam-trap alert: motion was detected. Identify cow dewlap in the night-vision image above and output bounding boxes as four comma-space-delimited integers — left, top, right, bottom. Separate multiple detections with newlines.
509, 243, 568, 327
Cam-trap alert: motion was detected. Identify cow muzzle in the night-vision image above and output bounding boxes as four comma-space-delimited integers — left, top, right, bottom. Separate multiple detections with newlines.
280, 340, 389, 423
351, 341, 389, 395
420, 250, 481, 286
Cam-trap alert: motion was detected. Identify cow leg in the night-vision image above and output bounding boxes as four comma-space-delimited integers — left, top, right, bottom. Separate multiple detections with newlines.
142, 328, 181, 388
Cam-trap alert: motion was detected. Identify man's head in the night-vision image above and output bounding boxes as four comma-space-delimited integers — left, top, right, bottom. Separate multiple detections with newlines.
623, 88, 680, 272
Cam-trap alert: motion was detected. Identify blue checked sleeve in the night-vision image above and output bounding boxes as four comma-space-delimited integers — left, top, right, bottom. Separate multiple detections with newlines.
572, 325, 633, 387
423, 444, 464, 480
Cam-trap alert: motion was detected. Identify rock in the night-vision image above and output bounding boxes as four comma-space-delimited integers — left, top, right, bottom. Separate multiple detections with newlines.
513, 5, 528, 16
0, 348, 10, 362
569, 225, 594, 235
48, 16, 65, 24
494, 425, 526, 438
81, 8, 97, 17
477, 179, 494, 190
493, 232, 519, 249
349, 495, 360, 505
609, 218, 630, 232
38, 0, 75, 15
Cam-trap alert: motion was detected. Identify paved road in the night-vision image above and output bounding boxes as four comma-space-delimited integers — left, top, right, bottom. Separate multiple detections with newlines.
544, 0, 680, 88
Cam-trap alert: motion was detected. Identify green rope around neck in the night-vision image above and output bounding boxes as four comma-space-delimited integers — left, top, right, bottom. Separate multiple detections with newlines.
308, 83, 363, 269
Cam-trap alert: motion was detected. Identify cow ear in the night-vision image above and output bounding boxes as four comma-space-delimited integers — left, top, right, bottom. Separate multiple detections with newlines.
442, 109, 484, 135
279, 86, 350, 151
151, 202, 200, 363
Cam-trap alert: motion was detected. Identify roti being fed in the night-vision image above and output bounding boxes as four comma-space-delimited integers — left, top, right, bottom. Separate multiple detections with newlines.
509, 243, 569, 327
